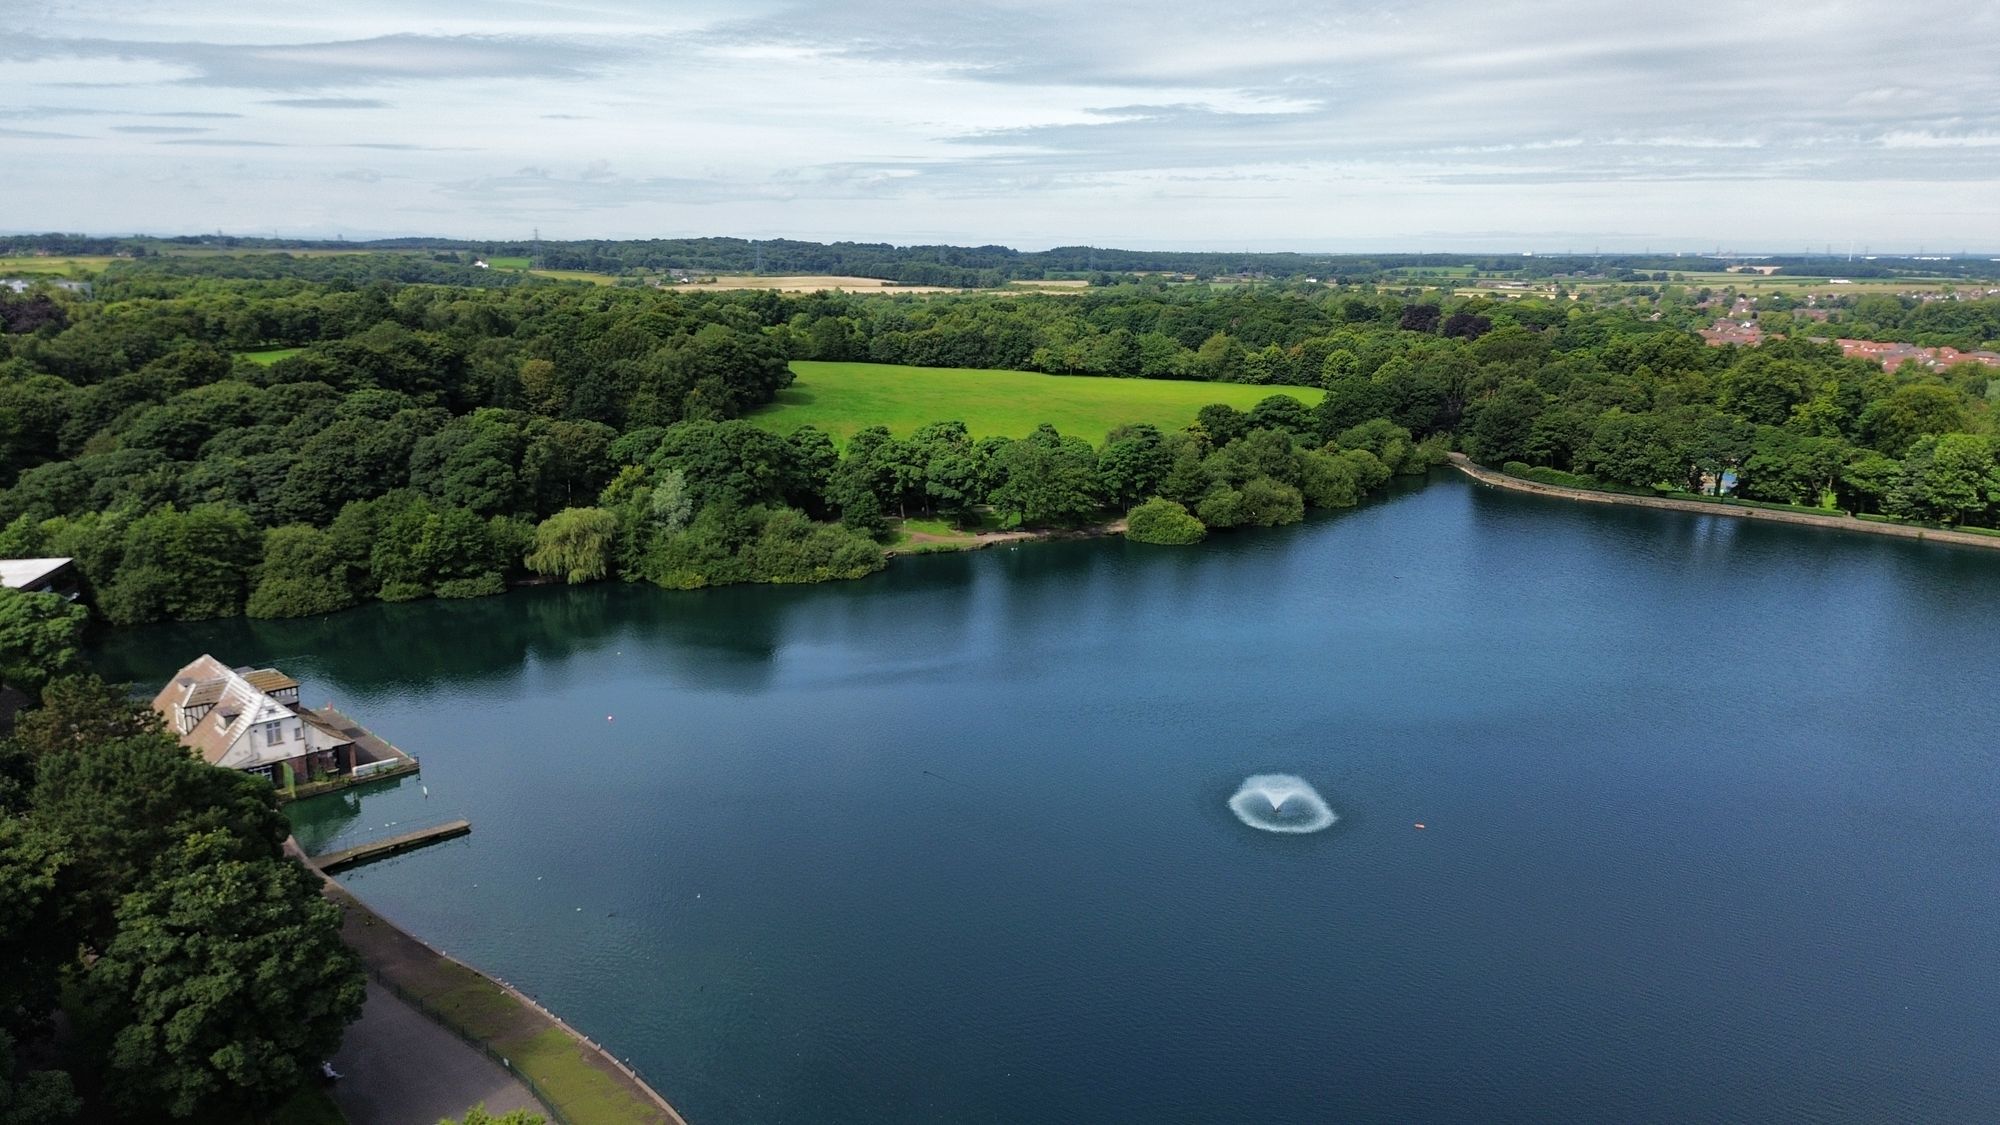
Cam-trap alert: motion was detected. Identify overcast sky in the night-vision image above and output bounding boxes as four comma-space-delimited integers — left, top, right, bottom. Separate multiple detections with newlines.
5, 1, 1999, 251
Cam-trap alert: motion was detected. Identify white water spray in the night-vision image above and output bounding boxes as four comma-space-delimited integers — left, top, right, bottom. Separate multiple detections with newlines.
1228, 774, 1337, 834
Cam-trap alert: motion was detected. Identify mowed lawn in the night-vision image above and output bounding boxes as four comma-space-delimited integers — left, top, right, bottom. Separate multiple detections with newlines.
750, 361, 1324, 444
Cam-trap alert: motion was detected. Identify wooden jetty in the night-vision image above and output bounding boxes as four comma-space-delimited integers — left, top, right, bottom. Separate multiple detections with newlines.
312, 819, 471, 873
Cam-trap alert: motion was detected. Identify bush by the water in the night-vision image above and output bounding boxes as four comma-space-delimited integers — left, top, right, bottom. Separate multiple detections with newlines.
1124, 498, 1206, 545
1502, 461, 1599, 489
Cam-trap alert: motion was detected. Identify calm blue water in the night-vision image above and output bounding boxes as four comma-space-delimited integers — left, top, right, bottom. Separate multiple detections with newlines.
95, 475, 2000, 1124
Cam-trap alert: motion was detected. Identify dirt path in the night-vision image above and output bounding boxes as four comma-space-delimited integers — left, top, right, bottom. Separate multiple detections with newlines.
1449, 454, 2000, 551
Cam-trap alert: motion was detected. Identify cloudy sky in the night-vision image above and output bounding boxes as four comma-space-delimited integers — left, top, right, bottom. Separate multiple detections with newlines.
5, 1, 2000, 251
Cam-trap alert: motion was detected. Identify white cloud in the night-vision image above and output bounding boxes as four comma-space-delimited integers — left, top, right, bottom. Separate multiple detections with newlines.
3, 1, 1998, 248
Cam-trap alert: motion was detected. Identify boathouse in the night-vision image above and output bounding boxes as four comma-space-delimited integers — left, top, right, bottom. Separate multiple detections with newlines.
151, 654, 358, 786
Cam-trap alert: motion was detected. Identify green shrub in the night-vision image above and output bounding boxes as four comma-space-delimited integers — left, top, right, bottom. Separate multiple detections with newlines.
640, 505, 883, 589
1336, 418, 1430, 474
1339, 448, 1392, 493
1297, 450, 1361, 509
1196, 487, 1244, 529
1125, 498, 1206, 545
376, 580, 430, 602
434, 573, 506, 599
245, 576, 354, 619
1415, 434, 1453, 467
1503, 462, 1604, 490
1237, 476, 1305, 527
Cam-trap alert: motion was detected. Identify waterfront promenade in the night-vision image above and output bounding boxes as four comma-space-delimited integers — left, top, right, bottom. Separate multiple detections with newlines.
285, 837, 687, 1124
322, 875, 685, 1125
331, 979, 546, 1124
1450, 453, 2000, 551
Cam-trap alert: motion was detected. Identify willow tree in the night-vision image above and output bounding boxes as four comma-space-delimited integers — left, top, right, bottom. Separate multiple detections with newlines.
525, 506, 620, 584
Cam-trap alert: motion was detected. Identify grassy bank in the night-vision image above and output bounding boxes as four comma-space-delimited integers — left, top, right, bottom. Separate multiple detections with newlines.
751, 361, 1324, 444
324, 880, 682, 1125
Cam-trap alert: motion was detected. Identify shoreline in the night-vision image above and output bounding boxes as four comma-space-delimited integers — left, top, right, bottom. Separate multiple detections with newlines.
288, 838, 687, 1125
1449, 453, 2000, 551
884, 517, 1127, 556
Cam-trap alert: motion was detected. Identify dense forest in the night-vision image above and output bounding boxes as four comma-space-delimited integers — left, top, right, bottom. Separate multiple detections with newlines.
0, 261, 1997, 636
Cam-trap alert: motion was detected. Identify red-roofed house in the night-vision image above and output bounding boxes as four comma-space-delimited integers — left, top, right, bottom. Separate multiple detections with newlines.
151, 655, 357, 786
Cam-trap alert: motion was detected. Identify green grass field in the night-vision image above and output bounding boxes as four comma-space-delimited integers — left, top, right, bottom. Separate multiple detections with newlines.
0, 254, 119, 274
750, 361, 1324, 444
240, 346, 306, 365
487, 255, 532, 269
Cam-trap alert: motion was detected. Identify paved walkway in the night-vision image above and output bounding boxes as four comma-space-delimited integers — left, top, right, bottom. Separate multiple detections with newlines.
322, 874, 683, 1125
1450, 453, 2000, 551
331, 979, 548, 1125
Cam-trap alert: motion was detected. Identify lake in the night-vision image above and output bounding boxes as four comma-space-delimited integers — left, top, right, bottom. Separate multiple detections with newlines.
93, 474, 2000, 1124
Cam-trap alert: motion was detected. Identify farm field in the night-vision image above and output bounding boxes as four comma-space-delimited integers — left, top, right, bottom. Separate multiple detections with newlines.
749, 361, 1323, 445
0, 255, 120, 274
1, 248, 398, 276
676, 274, 968, 294
527, 267, 618, 285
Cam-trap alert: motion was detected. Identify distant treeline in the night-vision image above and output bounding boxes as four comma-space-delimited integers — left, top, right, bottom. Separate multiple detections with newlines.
8, 232, 1998, 284
2, 265, 1999, 632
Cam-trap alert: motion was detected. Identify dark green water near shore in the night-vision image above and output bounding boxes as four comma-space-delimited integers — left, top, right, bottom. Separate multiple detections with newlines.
95, 474, 2000, 1124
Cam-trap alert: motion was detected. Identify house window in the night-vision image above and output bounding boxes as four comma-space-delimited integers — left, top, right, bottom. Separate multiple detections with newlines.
261, 721, 285, 746
293, 724, 305, 741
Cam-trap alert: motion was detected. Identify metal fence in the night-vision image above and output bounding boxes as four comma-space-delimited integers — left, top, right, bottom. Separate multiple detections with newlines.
365, 966, 576, 1125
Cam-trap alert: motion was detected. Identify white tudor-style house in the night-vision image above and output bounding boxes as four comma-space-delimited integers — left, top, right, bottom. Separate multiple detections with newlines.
151, 654, 358, 786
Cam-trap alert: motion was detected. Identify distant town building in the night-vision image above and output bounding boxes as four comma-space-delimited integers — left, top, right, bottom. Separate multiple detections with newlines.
1700, 318, 1764, 347
1, 278, 91, 294
1836, 339, 2000, 371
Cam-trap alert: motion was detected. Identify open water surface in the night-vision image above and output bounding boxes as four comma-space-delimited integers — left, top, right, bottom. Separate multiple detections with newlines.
95, 474, 2000, 1123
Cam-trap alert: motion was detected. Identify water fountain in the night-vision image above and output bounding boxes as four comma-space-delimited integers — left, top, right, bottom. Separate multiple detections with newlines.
1227, 774, 1337, 834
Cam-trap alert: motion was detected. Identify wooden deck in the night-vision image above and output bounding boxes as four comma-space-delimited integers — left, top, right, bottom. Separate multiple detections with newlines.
279, 704, 421, 805
312, 819, 471, 873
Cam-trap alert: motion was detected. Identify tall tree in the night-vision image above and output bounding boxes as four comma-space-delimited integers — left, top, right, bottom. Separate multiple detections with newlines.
0, 589, 87, 694
83, 831, 364, 1120
525, 507, 620, 584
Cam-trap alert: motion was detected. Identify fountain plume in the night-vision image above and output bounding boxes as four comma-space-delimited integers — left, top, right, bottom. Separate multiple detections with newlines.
1228, 774, 1336, 834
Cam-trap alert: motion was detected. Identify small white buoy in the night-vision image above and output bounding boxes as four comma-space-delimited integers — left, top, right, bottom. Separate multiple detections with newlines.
607, 715, 614, 722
